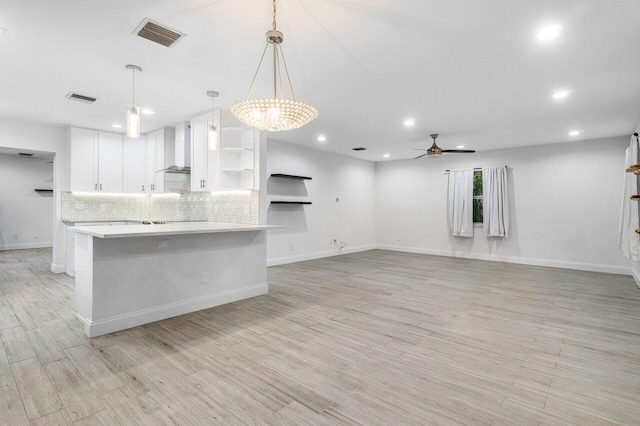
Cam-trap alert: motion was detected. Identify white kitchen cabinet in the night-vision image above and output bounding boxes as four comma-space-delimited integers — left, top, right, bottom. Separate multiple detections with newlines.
70, 128, 98, 192
145, 128, 175, 193
190, 110, 260, 192
70, 128, 123, 192
123, 136, 147, 193
97, 132, 123, 192
190, 113, 211, 191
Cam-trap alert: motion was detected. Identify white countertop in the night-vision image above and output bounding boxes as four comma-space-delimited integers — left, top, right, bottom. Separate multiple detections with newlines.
72, 222, 275, 239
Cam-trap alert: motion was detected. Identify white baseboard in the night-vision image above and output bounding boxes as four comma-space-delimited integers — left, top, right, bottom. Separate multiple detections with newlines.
267, 244, 377, 267
77, 283, 268, 338
0, 242, 53, 251
51, 262, 66, 274
376, 244, 633, 276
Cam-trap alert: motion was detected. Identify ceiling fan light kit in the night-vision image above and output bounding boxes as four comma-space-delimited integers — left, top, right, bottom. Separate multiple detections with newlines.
414, 134, 476, 159
231, 0, 318, 132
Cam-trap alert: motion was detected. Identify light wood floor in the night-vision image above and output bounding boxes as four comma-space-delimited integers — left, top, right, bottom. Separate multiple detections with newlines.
1, 249, 640, 425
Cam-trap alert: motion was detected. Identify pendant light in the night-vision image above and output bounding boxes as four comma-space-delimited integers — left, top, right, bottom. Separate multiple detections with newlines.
231, 0, 318, 132
207, 90, 219, 150
125, 64, 142, 138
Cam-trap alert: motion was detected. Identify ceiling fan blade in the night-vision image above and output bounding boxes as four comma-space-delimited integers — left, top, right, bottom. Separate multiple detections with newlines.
441, 149, 476, 153
414, 153, 428, 159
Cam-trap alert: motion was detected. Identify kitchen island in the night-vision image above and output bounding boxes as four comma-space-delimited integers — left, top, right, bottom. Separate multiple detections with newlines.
73, 222, 272, 337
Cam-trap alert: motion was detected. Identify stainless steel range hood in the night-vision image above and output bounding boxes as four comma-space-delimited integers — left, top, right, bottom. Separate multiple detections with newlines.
158, 121, 191, 174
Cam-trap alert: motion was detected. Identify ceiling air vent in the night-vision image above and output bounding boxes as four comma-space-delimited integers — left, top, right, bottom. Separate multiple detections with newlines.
133, 18, 185, 48
352, 147, 367, 151
18, 153, 34, 157
65, 92, 98, 104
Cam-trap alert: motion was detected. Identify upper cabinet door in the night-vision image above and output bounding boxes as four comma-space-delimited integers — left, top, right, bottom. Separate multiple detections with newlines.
190, 114, 209, 192
145, 132, 158, 192
70, 127, 98, 192
123, 136, 146, 193
97, 132, 123, 193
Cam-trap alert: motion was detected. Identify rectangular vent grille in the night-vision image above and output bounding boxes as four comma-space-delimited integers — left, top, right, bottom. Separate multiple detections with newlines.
352, 147, 367, 151
134, 19, 185, 48
65, 92, 97, 104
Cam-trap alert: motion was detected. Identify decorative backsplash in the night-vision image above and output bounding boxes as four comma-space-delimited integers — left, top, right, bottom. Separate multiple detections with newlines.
61, 191, 259, 224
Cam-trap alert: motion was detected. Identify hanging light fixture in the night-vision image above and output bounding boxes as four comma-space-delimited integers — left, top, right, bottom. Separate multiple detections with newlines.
125, 64, 142, 138
207, 90, 219, 150
231, 0, 318, 132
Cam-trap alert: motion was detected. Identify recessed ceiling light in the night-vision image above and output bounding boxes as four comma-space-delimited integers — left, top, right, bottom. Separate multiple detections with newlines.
383, 154, 390, 158
111, 124, 123, 128
141, 108, 154, 115
568, 130, 580, 136
537, 24, 562, 42
457, 145, 465, 149
403, 118, 416, 127
317, 135, 327, 142
552, 89, 571, 100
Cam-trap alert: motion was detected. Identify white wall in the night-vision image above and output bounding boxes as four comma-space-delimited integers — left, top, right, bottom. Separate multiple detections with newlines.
0, 154, 54, 249
0, 117, 69, 271
376, 136, 632, 275
266, 139, 376, 265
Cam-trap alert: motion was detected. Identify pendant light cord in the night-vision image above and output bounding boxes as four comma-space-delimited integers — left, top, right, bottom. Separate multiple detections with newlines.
132, 69, 135, 107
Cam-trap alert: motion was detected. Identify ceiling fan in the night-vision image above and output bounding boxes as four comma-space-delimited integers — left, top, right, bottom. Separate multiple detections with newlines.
414, 134, 475, 159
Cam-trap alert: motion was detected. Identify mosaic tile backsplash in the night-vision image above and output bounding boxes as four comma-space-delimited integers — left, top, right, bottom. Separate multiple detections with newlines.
62, 191, 259, 224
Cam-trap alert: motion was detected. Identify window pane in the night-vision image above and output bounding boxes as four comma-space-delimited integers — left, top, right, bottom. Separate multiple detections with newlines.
473, 199, 483, 223
473, 171, 483, 196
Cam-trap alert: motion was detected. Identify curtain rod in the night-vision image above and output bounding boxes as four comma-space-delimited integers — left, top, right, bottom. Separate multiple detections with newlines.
445, 166, 508, 172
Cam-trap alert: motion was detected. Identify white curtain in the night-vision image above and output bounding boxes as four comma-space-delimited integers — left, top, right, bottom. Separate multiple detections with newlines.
447, 169, 474, 237
482, 167, 509, 237
618, 135, 640, 260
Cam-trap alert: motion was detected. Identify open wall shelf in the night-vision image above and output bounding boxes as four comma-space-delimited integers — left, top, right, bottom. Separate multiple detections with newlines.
270, 174, 312, 180
34, 189, 53, 193
271, 201, 312, 205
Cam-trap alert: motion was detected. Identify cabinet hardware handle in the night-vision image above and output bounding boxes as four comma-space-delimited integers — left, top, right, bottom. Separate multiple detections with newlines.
100, 184, 102, 191
142, 185, 145, 192
203, 179, 207, 187
95, 183, 97, 190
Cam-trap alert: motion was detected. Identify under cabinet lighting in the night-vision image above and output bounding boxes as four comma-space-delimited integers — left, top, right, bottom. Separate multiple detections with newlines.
537, 24, 562, 42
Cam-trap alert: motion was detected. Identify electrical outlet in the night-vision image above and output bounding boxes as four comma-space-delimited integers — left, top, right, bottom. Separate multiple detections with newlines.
201, 272, 208, 284
157, 240, 170, 249
332, 239, 337, 245
33, 233, 39, 239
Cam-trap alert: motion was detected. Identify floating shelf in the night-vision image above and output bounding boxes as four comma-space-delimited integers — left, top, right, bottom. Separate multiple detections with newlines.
270, 173, 312, 180
632, 195, 640, 200
636, 229, 640, 235
34, 189, 53, 193
627, 164, 640, 173
271, 201, 312, 205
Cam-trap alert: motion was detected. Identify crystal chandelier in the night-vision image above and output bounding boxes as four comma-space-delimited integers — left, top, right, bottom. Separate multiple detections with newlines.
231, 0, 318, 132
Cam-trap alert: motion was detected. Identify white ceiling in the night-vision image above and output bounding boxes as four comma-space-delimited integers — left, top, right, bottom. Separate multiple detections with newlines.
1, 0, 639, 161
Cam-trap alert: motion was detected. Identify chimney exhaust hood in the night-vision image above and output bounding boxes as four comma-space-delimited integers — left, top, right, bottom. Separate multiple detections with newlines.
158, 121, 191, 174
